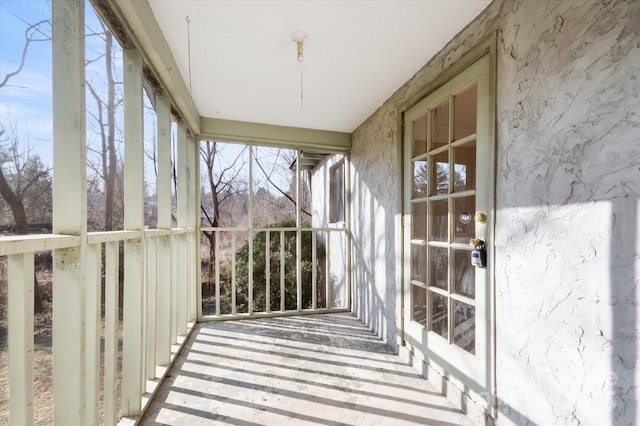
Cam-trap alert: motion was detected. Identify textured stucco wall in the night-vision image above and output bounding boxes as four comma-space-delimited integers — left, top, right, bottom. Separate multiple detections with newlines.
350, 0, 640, 424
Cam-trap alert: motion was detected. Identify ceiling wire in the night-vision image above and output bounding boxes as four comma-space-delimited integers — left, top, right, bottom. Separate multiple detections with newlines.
186, 16, 192, 98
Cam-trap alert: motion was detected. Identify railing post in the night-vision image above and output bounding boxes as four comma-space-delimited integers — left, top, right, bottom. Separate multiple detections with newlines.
8, 253, 34, 426
85, 244, 101, 425
146, 237, 158, 380
122, 47, 145, 417
103, 241, 119, 425
52, 1, 87, 424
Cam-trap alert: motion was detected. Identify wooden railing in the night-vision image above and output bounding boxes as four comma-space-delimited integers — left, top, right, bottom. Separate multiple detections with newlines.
0, 227, 198, 425
200, 226, 351, 320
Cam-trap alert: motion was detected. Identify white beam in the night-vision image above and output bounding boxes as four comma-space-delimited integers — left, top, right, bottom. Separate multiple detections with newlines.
122, 47, 144, 417
52, 1, 87, 424
156, 95, 172, 229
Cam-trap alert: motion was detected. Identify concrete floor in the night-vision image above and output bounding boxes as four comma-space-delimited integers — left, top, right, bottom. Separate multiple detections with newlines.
139, 313, 475, 426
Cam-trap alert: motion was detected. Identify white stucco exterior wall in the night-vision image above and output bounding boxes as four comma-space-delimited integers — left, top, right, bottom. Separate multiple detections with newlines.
349, 0, 640, 424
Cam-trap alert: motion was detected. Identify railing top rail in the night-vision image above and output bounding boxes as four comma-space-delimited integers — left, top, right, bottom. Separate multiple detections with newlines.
0, 234, 81, 256
87, 230, 143, 245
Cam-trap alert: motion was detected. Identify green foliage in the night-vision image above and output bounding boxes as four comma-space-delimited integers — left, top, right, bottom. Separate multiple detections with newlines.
233, 219, 318, 312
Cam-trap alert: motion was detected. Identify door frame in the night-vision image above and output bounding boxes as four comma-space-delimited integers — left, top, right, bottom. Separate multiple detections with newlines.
395, 34, 497, 416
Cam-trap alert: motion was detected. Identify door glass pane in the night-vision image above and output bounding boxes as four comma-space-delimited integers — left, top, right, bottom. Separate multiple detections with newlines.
454, 196, 475, 243
411, 202, 426, 240
431, 100, 449, 150
431, 151, 449, 195
412, 285, 427, 326
430, 292, 448, 338
429, 247, 448, 289
454, 301, 475, 354
453, 139, 476, 192
453, 249, 475, 298
454, 84, 477, 140
413, 160, 428, 198
413, 113, 427, 157
411, 244, 426, 283
430, 199, 448, 242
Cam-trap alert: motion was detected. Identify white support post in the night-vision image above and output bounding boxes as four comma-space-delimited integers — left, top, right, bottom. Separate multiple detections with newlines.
122, 47, 145, 417
215, 230, 221, 316
85, 244, 101, 426
194, 136, 202, 320
326, 233, 331, 309
156, 95, 172, 365
280, 230, 285, 311
248, 146, 254, 315
231, 233, 237, 315
296, 150, 302, 311
312, 231, 317, 310
266, 231, 271, 313
52, 1, 87, 424
8, 253, 34, 426
176, 123, 188, 335
345, 154, 352, 309
103, 241, 119, 426
170, 236, 178, 343
187, 134, 197, 322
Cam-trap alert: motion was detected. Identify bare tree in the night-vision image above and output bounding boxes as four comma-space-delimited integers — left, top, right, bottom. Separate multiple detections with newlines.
86, 21, 123, 231
0, 127, 51, 313
200, 141, 248, 287
0, 18, 51, 314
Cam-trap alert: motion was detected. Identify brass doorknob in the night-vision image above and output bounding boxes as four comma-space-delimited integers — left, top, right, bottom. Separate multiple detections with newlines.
475, 211, 487, 224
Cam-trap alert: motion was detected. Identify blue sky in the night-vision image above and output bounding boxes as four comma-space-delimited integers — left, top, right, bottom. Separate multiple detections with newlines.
0, 0, 161, 191
0, 0, 291, 199
0, 0, 53, 165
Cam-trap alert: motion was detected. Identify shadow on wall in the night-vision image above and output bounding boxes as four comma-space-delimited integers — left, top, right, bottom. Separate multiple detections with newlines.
611, 197, 636, 421
351, 168, 396, 348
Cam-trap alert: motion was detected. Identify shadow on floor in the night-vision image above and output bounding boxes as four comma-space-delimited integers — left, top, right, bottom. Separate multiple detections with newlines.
139, 313, 475, 426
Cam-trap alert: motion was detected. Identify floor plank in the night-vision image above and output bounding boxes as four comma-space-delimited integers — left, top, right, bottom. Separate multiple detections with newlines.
139, 313, 475, 426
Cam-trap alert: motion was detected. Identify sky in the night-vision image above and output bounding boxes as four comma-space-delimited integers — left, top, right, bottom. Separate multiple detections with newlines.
0, 0, 53, 165
0, 0, 157, 183
0, 0, 292, 200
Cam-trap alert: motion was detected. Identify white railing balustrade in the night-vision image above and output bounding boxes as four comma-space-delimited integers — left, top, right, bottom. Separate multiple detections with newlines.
0, 227, 198, 425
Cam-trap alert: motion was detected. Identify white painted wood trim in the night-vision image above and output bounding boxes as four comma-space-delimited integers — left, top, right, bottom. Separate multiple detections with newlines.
122, 47, 145, 417
146, 237, 158, 380
8, 254, 34, 426
200, 117, 351, 152
85, 244, 101, 425
156, 235, 172, 366
0, 235, 80, 256
157, 95, 172, 230
104, 241, 119, 426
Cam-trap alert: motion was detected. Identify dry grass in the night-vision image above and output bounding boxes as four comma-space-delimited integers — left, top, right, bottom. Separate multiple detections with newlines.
0, 256, 123, 425
0, 257, 55, 425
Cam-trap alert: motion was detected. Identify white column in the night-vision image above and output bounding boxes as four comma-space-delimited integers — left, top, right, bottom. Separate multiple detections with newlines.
156, 95, 172, 365
175, 123, 188, 335
121, 47, 145, 417
52, 1, 87, 424
187, 134, 197, 322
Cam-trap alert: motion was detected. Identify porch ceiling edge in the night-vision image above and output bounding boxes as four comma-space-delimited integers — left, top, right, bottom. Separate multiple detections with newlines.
200, 117, 352, 153
92, 0, 201, 135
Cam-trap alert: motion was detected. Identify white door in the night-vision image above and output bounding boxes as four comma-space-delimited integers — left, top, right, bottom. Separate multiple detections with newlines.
403, 54, 494, 405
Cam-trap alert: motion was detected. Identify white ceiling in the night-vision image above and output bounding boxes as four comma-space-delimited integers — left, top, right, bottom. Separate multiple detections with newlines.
149, 0, 491, 133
